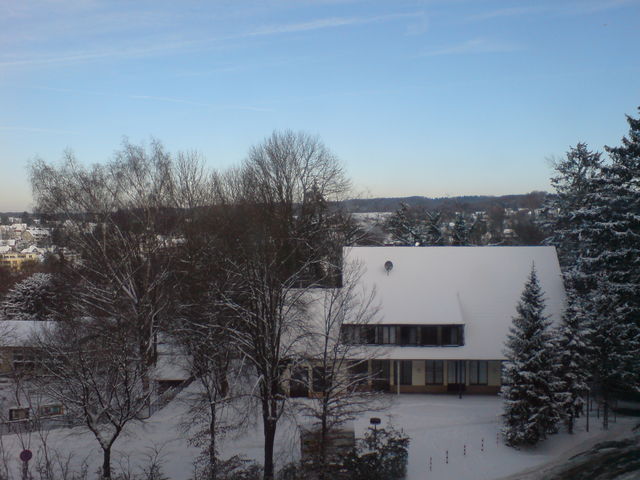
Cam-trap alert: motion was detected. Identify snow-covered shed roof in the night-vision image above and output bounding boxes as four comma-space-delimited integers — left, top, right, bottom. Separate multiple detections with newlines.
344, 246, 566, 360
0, 320, 53, 347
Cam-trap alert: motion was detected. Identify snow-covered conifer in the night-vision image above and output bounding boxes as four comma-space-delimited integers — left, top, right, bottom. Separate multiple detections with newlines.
450, 214, 470, 246
501, 265, 561, 446
570, 109, 640, 421
542, 143, 602, 268
1, 272, 58, 320
385, 203, 427, 246
553, 284, 591, 434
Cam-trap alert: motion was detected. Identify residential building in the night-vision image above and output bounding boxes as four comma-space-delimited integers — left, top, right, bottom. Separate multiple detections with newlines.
0, 251, 42, 270
337, 246, 565, 395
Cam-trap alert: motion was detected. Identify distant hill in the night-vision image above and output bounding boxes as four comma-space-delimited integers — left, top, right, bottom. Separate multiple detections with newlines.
343, 192, 549, 213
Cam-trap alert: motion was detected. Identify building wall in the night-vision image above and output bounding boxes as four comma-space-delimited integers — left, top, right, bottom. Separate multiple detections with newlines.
411, 360, 425, 385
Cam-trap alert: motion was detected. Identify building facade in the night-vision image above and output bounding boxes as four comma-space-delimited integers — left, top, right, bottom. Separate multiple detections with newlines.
338, 246, 566, 395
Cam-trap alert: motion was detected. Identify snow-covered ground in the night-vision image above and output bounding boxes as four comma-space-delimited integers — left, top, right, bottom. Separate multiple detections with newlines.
0, 389, 635, 480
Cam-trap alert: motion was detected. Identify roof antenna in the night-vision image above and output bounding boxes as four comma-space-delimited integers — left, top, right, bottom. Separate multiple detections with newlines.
384, 260, 393, 275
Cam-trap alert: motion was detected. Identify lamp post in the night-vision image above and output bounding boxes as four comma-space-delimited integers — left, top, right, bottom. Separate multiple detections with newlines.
370, 417, 381, 446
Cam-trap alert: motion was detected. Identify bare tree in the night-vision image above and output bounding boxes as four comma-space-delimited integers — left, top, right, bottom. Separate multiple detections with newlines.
173, 284, 251, 480
34, 318, 150, 480
29, 142, 203, 396
297, 259, 383, 479
211, 131, 352, 480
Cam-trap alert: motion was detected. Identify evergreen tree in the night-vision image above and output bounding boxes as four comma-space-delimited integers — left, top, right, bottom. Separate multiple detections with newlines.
450, 214, 470, 246
1, 272, 61, 320
587, 277, 640, 429
554, 284, 591, 434
501, 266, 561, 446
385, 203, 427, 246
571, 109, 640, 423
542, 142, 602, 268
425, 211, 446, 245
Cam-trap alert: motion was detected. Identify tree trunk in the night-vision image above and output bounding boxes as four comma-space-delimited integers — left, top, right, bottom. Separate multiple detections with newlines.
102, 447, 111, 480
263, 417, 277, 480
567, 412, 574, 435
319, 408, 328, 480
209, 403, 217, 480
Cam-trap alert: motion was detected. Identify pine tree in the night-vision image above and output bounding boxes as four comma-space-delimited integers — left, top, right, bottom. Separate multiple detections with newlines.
450, 214, 470, 246
571, 109, 640, 424
587, 277, 640, 429
425, 211, 446, 245
385, 203, 427, 246
1, 272, 60, 321
501, 266, 561, 446
554, 284, 591, 434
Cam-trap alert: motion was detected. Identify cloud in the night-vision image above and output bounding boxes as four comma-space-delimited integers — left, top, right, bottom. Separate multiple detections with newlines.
419, 38, 521, 57
245, 11, 423, 37
0, 11, 424, 70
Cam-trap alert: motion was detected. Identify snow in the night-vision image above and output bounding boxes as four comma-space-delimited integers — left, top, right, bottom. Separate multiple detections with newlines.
345, 246, 566, 359
0, 320, 53, 346
1, 390, 633, 480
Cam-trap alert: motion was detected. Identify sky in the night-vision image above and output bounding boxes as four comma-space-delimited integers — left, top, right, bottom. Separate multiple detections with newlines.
1, 0, 639, 212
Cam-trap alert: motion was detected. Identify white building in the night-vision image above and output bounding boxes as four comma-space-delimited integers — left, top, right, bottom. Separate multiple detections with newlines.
341, 246, 566, 394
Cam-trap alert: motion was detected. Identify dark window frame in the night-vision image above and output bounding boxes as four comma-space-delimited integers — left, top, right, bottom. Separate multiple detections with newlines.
469, 360, 489, 385
425, 359, 444, 385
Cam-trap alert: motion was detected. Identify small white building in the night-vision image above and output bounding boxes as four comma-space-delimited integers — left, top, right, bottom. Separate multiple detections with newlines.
340, 246, 566, 394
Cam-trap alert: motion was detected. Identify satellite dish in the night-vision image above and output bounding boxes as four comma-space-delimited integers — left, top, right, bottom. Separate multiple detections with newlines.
384, 260, 393, 275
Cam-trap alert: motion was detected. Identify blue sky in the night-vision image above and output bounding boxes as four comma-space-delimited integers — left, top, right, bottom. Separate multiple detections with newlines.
1, 0, 639, 211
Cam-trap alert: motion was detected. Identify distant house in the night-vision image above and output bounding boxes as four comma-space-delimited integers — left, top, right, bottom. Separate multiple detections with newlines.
0, 321, 46, 376
337, 246, 566, 395
0, 251, 42, 270
22, 228, 50, 243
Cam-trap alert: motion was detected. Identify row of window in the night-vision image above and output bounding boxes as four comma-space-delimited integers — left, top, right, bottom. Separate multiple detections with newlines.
342, 325, 465, 347
8, 404, 64, 421
378, 360, 489, 386
289, 360, 490, 395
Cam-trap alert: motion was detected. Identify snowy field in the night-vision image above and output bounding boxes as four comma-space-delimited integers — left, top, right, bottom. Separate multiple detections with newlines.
0, 389, 635, 480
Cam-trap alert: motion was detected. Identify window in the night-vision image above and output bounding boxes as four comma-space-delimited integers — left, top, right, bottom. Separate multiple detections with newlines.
447, 360, 466, 385
340, 324, 464, 346
469, 361, 488, 385
376, 326, 397, 344
341, 325, 359, 344
363, 326, 376, 344
420, 326, 438, 346
39, 405, 63, 417
441, 326, 464, 346
12, 351, 36, 371
312, 366, 330, 393
349, 360, 369, 385
399, 326, 417, 345
290, 367, 309, 397
425, 360, 444, 385
396, 360, 413, 385
371, 360, 390, 391
9, 408, 29, 421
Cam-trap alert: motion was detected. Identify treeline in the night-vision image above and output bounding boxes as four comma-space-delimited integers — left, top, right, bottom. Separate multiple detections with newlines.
343, 191, 548, 213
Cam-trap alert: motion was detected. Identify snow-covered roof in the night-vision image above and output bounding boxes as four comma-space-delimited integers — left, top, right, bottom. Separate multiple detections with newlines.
344, 246, 566, 360
0, 320, 53, 346
20, 245, 45, 254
